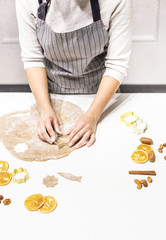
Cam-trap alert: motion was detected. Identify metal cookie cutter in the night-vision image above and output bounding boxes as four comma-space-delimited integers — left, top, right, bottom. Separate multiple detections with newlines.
11, 167, 29, 184
132, 119, 148, 135
120, 112, 139, 127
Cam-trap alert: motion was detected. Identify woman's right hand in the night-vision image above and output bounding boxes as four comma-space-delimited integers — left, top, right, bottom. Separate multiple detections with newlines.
37, 108, 62, 144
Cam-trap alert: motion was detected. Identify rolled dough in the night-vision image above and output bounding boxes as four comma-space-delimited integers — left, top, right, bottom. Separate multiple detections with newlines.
0, 99, 83, 162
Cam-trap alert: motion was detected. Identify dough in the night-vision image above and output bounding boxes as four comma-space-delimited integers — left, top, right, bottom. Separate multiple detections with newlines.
57, 172, 82, 182
0, 99, 83, 162
43, 175, 59, 188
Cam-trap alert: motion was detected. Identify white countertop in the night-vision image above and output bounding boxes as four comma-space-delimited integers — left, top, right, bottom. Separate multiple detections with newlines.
0, 93, 166, 240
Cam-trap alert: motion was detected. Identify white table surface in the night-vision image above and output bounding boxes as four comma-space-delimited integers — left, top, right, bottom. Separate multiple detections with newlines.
0, 93, 166, 240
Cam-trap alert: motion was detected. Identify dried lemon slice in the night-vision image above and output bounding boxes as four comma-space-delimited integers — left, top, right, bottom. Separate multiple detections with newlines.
0, 161, 9, 172
39, 196, 58, 213
137, 144, 152, 154
131, 150, 148, 163
24, 194, 44, 211
0, 172, 12, 186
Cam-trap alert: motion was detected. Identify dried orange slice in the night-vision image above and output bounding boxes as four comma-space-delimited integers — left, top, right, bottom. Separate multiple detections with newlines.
0, 172, 12, 186
24, 194, 44, 211
131, 150, 148, 163
39, 196, 58, 213
0, 161, 9, 172
137, 144, 152, 154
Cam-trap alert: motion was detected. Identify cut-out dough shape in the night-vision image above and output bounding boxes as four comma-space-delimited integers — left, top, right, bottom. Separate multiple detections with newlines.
0, 99, 83, 162
57, 172, 82, 182
43, 175, 58, 188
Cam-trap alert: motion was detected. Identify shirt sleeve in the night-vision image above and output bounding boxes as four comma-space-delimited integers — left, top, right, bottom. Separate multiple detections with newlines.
103, 0, 132, 84
15, 0, 45, 69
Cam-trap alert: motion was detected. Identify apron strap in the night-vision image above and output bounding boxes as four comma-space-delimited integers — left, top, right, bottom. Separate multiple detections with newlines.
38, 0, 50, 4
90, 0, 101, 22
38, 0, 101, 22
38, 0, 50, 21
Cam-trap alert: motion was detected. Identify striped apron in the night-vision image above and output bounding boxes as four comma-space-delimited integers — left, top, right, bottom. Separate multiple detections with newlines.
36, 0, 109, 94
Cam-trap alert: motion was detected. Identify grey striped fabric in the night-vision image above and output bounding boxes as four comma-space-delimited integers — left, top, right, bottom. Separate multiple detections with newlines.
35, 13, 109, 94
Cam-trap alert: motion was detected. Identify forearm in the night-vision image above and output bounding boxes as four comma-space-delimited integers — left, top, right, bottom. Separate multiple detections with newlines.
68, 75, 120, 148
25, 67, 52, 113
87, 76, 120, 121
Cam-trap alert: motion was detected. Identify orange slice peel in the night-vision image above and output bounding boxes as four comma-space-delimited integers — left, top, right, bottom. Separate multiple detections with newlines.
0, 172, 12, 186
0, 161, 9, 172
131, 150, 148, 163
24, 194, 44, 211
39, 196, 58, 213
137, 144, 152, 154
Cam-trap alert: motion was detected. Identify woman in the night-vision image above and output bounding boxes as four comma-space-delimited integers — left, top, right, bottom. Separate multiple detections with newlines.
15, 0, 132, 148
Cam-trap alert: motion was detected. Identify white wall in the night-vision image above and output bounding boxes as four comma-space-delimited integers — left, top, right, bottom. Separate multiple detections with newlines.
125, 0, 166, 85
0, 0, 165, 85
0, 0, 26, 84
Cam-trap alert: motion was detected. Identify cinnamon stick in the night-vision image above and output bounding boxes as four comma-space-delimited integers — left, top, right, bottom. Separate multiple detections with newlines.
129, 170, 156, 176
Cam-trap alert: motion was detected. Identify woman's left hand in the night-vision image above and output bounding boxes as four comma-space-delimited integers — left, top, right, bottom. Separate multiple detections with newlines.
67, 111, 97, 148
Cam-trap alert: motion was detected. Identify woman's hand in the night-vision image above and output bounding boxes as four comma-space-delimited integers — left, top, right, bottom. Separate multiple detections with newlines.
67, 111, 97, 148
67, 76, 120, 149
37, 108, 62, 144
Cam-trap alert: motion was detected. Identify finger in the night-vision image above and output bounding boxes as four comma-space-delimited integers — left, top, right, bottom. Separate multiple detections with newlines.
67, 123, 77, 135
67, 117, 84, 135
68, 122, 84, 141
37, 127, 45, 141
39, 121, 52, 144
45, 121, 57, 143
69, 128, 87, 147
53, 119, 62, 134
87, 133, 95, 147
75, 131, 91, 149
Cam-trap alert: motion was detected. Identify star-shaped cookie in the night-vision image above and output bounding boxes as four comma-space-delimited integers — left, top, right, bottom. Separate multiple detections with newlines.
43, 175, 58, 188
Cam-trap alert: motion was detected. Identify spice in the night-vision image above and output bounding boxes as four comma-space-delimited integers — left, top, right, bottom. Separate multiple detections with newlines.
3, 198, 11, 206
0, 195, 4, 200
147, 176, 152, 183
137, 183, 142, 189
148, 150, 155, 162
134, 177, 153, 190
142, 180, 148, 187
140, 137, 153, 145
158, 148, 163, 153
129, 170, 156, 176
134, 179, 140, 185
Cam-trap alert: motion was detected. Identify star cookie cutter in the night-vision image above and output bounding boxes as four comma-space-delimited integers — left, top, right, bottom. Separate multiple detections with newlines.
11, 167, 29, 184
120, 112, 139, 127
